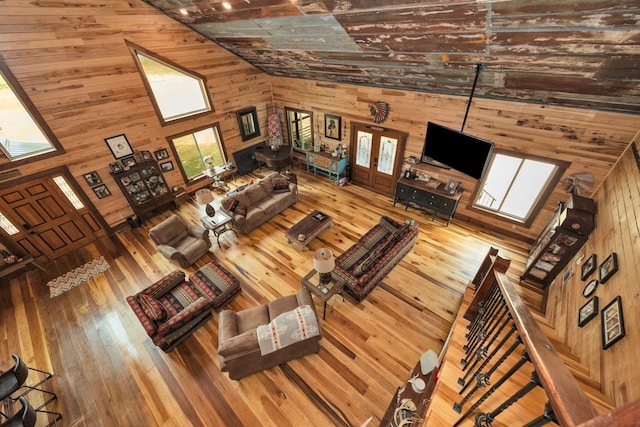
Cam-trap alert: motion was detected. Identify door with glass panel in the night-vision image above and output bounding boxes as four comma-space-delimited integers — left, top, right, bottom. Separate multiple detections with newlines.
350, 123, 406, 194
0, 174, 102, 260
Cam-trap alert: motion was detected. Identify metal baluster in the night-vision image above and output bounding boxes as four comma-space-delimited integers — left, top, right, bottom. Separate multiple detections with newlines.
523, 402, 558, 427
462, 300, 508, 369
459, 324, 517, 395
459, 310, 510, 386
473, 371, 541, 426
453, 351, 531, 426
455, 334, 522, 407
466, 283, 499, 336
464, 285, 501, 355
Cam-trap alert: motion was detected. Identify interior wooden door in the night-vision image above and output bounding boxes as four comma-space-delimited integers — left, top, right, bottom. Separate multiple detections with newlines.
0, 175, 101, 260
350, 123, 406, 194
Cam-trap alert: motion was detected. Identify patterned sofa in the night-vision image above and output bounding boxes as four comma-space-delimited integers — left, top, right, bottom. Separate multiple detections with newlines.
220, 172, 298, 234
334, 216, 419, 302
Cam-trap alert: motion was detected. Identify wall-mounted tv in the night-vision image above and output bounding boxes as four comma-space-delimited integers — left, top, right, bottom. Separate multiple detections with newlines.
421, 122, 494, 180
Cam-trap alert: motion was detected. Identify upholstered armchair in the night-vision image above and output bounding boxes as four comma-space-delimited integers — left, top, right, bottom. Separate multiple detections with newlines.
148, 214, 211, 268
126, 270, 215, 352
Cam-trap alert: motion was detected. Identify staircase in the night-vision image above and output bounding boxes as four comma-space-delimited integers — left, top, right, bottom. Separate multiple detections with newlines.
420, 251, 616, 427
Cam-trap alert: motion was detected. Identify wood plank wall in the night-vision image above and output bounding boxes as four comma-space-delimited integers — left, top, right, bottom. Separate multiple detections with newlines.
545, 132, 640, 406
0, 0, 272, 227
271, 77, 638, 242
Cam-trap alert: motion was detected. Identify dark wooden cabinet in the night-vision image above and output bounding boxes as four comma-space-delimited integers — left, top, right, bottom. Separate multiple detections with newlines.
521, 195, 595, 288
393, 177, 462, 225
112, 159, 174, 220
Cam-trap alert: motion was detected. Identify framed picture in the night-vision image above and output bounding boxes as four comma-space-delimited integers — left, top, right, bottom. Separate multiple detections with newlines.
109, 162, 123, 174
92, 184, 111, 199
601, 296, 625, 349
237, 107, 260, 141
325, 114, 341, 141
121, 156, 137, 169
141, 150, 152, 161
105, 134, 133, 159
581, 253, 597, 280
83, 171, 102, 186
578, 296, 598, 327
160, 161, 174, 172
582, 279, 598, 298
562, 265, 574, 284
154, 149, 169, 161
598, 252, 618, 284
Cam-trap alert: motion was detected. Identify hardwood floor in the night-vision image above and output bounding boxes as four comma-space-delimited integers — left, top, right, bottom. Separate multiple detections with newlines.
1, 170, 535, 426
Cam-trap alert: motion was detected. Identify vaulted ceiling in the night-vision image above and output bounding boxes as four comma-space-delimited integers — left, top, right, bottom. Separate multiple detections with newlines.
143, 0, 640, 113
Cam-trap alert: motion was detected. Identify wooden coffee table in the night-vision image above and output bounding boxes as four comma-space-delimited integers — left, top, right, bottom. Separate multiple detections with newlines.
285, 210, 333, 250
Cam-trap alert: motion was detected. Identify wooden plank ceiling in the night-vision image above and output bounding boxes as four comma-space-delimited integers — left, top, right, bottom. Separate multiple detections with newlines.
142, 0, 640, 113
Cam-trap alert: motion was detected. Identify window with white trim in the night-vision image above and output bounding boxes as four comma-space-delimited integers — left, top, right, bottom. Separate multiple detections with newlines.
474, 151, 567, 224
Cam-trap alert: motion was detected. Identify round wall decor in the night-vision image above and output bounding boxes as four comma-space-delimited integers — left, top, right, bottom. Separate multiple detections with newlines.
582, 279, 598, 297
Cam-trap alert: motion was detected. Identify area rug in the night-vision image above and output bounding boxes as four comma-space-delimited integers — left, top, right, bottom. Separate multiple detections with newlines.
48, 256, 110, 298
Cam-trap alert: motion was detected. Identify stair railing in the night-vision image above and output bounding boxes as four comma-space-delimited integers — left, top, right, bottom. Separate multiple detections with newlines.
452, 249, 600, 426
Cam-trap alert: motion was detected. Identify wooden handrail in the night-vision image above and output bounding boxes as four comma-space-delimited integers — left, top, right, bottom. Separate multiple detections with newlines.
494, 270, 599, 426
577, 398, 640, 427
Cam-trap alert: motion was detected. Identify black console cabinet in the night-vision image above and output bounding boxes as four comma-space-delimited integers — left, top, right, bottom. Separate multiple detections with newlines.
393, 177, 462, 225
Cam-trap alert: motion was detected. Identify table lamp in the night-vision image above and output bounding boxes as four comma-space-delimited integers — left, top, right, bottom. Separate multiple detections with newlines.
195, 188, 215, 217
203, 155, 215, 173
313, 248, 335, 285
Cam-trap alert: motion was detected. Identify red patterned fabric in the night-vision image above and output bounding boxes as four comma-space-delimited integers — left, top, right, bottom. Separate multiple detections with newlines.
137, 294, 167, 321
267, 113, 281, 138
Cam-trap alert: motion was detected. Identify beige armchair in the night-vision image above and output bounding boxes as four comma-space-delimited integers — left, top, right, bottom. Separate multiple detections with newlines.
148, 214, 211, 268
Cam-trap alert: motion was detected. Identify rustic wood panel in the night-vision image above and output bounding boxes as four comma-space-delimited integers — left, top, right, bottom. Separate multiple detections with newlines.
545, 132, 640, 406
271, 76, 638, 242
0, 0, 272, 227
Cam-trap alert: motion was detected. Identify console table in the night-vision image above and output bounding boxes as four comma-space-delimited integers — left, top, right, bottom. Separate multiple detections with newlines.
305, 151, 347, 182
393, 177, 462, 225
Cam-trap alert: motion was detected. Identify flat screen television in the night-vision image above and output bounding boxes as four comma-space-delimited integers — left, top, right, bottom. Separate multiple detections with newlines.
421, 122, 494, 180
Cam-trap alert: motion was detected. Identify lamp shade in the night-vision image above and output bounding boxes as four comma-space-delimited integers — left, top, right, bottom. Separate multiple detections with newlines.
313, 248, 335, 274
195, 189, 214, 205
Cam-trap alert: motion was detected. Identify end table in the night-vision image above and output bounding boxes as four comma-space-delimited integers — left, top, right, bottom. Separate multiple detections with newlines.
301, 270, 344, 319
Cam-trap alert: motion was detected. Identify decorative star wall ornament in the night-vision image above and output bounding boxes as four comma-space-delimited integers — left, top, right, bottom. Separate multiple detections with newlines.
369, 101, 389, 124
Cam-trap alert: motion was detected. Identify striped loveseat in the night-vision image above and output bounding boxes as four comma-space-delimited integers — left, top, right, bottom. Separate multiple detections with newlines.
334, 216, 419, 302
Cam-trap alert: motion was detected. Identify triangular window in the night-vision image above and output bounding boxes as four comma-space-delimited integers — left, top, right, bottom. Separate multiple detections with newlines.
0, 66, 57, 162
128, 43, 213, 123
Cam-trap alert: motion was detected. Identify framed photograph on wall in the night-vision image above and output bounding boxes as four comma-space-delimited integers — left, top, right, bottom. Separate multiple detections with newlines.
237, 107, 260, 141
141, 150, 152, 161
109, 162, 123, 174
92, 184, 111, 199
601, 296, 625, 349
83, 171, 102, 187
121, 156, 137, 169
598, 252, 618, 284
325, 114, 341, 141
578, 296, 598, 327
581, 253, 597, 280
154, 148, 169, 161
105, 134, 133, 159
160, 161, 174, 172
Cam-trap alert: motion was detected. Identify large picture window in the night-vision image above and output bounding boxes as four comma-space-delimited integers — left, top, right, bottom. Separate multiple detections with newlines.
128, 42, 213, 124
473, 150, 568, 225
0, 66, 57, 162
169, 125, 226, 181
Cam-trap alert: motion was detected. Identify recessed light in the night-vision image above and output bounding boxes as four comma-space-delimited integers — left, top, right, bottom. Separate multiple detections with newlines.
179, 8, 188, 15
222, 2, 232, 9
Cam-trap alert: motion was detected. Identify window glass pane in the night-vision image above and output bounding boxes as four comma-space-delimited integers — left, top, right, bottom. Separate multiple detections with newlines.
287, 109, 313, 150
0, 212, 19, 235
136, 52, 210, 122
378, 136, 397, 175
500, 160, 556, 218
475, 152, 558, 222
477, 154, 521, 209
0, 73, 55, 161
53, 176, 84, 209
356, 131, 372, 168
172, 126, 224, 180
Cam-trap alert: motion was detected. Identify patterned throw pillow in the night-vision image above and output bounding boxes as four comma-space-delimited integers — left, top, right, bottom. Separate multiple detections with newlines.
228, 199, 240, 213
137, 294, 167, 322
272, 177, 290, 193
237, 207, 248, 217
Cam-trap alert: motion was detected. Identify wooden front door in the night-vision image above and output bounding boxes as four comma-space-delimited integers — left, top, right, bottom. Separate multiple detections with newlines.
0, 175, 101, 260
350, 123, 406, 194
